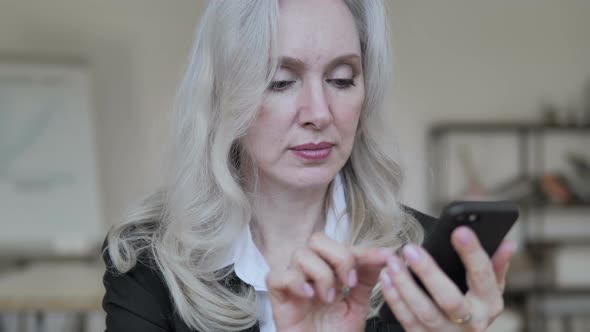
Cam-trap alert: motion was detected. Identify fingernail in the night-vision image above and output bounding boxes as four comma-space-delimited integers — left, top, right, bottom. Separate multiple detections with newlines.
380, 270, 392, 288
387, 256, 402, 274
327, 288, 335, 303
348, 269, 358, 287
302, 283, 314, 297
403, 244, 420, 263
456, 227, 471, 246
381, 272, 399, 300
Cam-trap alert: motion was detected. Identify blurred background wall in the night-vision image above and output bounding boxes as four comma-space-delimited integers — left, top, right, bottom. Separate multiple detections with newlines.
1, 1, 589, 331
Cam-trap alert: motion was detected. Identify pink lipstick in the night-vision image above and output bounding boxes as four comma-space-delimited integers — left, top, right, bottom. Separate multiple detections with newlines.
290, 142, 334, 161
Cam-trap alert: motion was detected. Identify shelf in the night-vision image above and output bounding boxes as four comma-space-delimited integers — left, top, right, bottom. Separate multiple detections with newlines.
524, 201, 590, 209
430, 121, 590, 137
427, 119, 590, 328
505, 286, 590, 297
524, 237, 590, 248
542, 202, 590, 208
433, 198, 590, 210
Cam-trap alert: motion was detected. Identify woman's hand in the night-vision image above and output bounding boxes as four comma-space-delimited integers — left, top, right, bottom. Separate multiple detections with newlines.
266, 232, 391, 332
380, 226, 517, 332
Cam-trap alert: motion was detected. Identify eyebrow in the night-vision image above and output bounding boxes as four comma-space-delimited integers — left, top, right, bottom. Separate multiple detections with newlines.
279, 54, 362, 72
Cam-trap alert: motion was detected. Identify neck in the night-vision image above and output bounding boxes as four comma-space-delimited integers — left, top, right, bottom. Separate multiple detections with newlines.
247, 177, 331, 271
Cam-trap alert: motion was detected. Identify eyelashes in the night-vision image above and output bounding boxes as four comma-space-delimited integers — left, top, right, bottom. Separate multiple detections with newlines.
268, 78, 356, 93
326, 78, 356, 89
268, 80, 295, 92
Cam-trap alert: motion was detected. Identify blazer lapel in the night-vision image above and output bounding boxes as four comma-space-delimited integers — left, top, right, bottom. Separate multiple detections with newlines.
225, 268, 261, 332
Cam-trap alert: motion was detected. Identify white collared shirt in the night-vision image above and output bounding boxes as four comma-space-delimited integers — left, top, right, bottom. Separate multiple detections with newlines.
226, 174, 350, 332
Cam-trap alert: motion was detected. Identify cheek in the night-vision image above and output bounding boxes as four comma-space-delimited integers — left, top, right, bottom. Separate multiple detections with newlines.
243, 100, 294, 160
255, 94, 296, 129
334, 92, 364, 140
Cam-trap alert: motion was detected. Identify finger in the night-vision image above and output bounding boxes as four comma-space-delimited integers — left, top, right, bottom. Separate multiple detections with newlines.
451, 227, 499, 298
351, 246, 394, 266
380, 269, 427, 332
402, 244, 470, 322
351, 246, 394, 283
266, 269, 315, 304
308, 232, 357, 288
491, 240, 517, 291
386, 255, 445, 329
291, 247, 337, 303
343, 246, 394, 304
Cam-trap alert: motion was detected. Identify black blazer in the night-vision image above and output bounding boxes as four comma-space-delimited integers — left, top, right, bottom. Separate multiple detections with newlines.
102, 208, 436, 332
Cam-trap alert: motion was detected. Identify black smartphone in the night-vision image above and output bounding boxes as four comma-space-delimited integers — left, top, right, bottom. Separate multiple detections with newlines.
379, 200, 519, 324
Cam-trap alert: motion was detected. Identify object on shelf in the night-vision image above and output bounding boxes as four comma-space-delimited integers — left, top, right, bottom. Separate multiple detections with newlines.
539, 102, 586, 128
450, 172, 589, 208
487, 175, 538, 203
540, 102, 561, 127
562, 152, 590, 203
564, 104, 590, 128
457, 145, 488, 199
564, 175, 590, 203
567, 152, 590, 176
538, 77, 590, 128
539, 173, 575, 205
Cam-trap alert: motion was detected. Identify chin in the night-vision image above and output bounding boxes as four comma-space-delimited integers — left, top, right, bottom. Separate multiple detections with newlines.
282, 166, 340, 190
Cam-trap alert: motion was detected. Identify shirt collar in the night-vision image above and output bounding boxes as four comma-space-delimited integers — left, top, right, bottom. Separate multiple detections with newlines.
228, 173, 350, 292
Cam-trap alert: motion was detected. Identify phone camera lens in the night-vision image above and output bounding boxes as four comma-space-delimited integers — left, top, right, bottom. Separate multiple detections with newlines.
456, 214, 465, 222
468, 214, 479, 223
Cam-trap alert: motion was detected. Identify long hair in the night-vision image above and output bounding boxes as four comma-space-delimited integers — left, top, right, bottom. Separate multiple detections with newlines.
105, 1, 423, 331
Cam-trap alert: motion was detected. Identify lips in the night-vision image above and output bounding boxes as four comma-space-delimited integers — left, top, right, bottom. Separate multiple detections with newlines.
290, 142, 334, 151
290, 142, 334, 161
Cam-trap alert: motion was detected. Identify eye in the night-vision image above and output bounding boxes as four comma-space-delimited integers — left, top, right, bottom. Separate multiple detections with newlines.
268, 80, 295, 92
326, 78, 356, 89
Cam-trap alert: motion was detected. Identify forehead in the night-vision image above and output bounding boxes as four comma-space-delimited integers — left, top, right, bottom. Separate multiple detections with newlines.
277, 0, 361, 65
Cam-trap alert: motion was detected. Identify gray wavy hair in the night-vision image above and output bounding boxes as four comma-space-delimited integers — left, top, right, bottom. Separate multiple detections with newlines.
105, 0, 424, 331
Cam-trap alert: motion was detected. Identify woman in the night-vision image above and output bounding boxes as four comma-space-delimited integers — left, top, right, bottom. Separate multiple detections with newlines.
102, 1, 516, 331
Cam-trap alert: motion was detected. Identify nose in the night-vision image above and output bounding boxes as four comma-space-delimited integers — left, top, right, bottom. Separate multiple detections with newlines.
297, 79, 332, 130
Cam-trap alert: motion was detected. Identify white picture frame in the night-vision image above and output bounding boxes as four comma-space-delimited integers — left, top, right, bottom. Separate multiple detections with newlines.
0, 61, 104, 257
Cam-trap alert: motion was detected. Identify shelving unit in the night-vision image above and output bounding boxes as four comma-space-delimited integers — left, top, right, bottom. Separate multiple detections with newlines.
427, 121, 590, 332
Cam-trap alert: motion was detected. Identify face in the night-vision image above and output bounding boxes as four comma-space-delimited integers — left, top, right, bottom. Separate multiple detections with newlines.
241, 0, 365, 191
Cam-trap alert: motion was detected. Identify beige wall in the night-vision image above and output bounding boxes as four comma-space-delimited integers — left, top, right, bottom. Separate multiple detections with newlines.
1, 1, 589, 224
